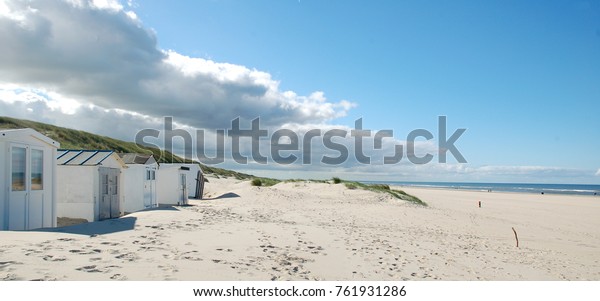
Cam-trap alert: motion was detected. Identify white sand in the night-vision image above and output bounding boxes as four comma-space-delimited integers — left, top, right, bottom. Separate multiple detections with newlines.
1, 177, 599, 280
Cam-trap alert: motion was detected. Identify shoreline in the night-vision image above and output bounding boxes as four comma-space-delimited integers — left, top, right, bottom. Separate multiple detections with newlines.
391, 184, 600, 198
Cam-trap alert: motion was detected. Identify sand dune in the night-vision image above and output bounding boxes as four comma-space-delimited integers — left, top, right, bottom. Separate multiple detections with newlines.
1, 177, 599, 280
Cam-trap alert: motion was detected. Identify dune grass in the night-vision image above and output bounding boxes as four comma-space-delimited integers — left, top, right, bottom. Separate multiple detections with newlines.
342, 179, 427, 206
248, 176, 426, 206
250, 177, 281, 187
284, 179, 329, 184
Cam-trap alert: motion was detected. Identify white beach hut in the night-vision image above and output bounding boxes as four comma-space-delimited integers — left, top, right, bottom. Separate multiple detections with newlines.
179, 163, 205, 199
56, 150, 127, 222
118, 153, 158, 214
156, 164, 190, 206
0, 128, 60, 230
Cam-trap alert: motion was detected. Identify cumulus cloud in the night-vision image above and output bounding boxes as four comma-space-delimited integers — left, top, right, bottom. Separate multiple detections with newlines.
0, 0, 355, 129
0, 85, 164, 140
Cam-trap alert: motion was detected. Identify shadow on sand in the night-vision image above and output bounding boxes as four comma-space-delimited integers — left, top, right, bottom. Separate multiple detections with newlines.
38, 216, 138, 236
142, 205, 181, 212
202, 192, 241, 200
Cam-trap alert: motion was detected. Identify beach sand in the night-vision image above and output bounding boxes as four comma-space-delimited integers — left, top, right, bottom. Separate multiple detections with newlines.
1, 177, 599, 280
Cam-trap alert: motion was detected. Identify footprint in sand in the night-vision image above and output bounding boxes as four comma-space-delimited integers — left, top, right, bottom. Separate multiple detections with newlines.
110, 273, 127, 280
115, 252, 139, 262
42, 255, 67, 262
69, 249, 95, 255
2, 273, 19, 280
24, 249, 43, 256
0, 261, 21, 271
76, 265, 103, 273
177, 251, 203, 261
100, 242, 120, 246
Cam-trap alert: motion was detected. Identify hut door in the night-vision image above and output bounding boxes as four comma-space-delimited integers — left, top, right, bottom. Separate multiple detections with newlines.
8, 144, 28, 230
180, 173, 187, 204
8, 145, 45, 230
99, 167, 120, 220
143, 167, 156, 208
195, 171, 205, 199
27, 148, 45, 229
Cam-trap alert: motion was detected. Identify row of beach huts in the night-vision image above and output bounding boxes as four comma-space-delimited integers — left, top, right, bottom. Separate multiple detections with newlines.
0, 128, 206, 231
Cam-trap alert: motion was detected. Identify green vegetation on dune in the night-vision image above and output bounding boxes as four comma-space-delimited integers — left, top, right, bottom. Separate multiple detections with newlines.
284, 179, 329, 184
252, 176, 426, 206
0, 116, 183, 163
201, 165, 253, 180
340, 178, 427, 206
250, 177, 281, 187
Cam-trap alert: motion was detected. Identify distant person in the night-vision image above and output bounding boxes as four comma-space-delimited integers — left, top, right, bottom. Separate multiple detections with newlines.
541, 192, 544, 195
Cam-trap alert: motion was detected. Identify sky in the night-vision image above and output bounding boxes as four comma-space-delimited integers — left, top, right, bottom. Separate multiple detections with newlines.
0, 0, 599, 183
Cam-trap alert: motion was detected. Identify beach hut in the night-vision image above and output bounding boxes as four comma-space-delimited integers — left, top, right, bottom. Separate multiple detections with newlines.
0, 128, 60, 230
156, 164, 190, 206
118, 153, 158, 214
179, 163, 205, 199
56, 150, 127, 222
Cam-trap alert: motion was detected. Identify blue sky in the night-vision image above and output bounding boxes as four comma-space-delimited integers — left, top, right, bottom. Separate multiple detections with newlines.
1, 0, 599, 183
135, 0, 600, 168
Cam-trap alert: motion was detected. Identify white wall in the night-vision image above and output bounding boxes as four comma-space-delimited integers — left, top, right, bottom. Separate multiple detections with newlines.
156, 163, 203, 198
121, 164, 145, 213
56, 166, 97, 222
0, 140, 7, 229
156, 165, 186, 205
121, 164, 141, 214
43, 146, 58, 228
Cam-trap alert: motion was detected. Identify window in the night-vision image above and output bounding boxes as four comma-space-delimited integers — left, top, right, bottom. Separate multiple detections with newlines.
111, 175, 118, 195
147, 169, 156, 180
102, 175, 109, 195
11, 147, 26, 191
31, 149, 44, 190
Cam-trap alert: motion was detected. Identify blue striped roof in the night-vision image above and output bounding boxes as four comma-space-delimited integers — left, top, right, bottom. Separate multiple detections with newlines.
57, 149, 116, 166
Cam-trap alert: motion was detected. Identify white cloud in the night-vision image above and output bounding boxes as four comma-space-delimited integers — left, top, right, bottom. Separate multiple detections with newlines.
0, 0, 355, 129
90, 0, 123, 11
596, 169, 600, 176
0, 87, 161, 140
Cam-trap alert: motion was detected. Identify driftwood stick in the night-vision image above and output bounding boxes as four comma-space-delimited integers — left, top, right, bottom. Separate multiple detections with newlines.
512, 227, 519, 248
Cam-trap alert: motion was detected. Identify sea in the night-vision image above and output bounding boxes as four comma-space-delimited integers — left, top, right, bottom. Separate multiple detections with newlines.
362, 181, 600, 196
